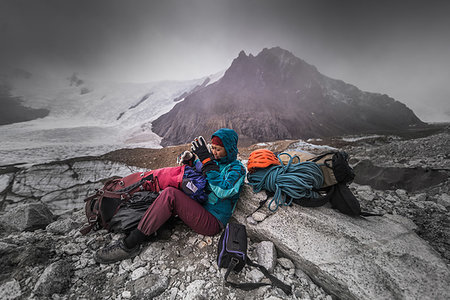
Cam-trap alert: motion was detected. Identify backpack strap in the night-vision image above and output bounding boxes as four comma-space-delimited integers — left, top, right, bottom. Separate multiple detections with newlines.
224, 257, 292, 295
246, 191, 272, 218
292, 185, 335, 207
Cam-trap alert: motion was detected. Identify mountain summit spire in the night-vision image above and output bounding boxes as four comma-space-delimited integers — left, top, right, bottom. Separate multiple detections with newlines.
152, 47, 424, 146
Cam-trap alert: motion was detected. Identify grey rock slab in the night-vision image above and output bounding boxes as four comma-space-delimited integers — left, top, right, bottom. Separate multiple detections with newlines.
40, 182, 99, 215
11, 160, 144, 198
0, 202, 54, 232
234, 185, 450, 300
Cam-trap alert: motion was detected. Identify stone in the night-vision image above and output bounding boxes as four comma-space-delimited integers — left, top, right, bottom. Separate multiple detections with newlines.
437, 193, 450, 208
247, 216, 258, 225
415, 193, 427, 202
0, 279, 22, 300
0, 202, 54, 232
46, 217, 80, 234
278, 257, 295, 270
131, 267, 148, 280
33, 260, 72, 296
169, 287, 179, 300
252, 211, 268, 222
395, 189, 408, 197
248, 268, 265, 282
61, 242, 82, 255
184, 280, 206, 300
133, 274, 169, 299
356, 185, 372, 193
0, 173, 13, 194
357, 191, 374, 202
139, 242, 163, 262
234, 187, 450, 300
256, 241, 277, 273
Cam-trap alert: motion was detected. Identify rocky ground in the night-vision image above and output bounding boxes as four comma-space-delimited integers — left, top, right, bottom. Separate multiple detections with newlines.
0, 125, 449, 299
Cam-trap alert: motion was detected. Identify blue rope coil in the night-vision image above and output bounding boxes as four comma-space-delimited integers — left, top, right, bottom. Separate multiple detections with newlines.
247, 152, 324, 212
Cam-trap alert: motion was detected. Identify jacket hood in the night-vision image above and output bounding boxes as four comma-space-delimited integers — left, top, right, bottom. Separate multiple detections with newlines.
211, 128, 239, 164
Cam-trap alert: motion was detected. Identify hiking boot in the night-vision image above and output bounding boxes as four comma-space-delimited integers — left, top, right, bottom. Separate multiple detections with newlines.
94, 240, 140, 264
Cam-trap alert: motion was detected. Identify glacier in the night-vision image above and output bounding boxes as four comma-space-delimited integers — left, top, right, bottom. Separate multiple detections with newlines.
0, 71, 224, 166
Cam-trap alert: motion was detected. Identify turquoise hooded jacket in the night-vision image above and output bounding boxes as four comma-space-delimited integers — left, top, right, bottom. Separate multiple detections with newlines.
203, 128, 246, 226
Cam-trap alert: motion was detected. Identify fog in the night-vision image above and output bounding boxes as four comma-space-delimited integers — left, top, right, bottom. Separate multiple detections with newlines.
1, 0, 449, 122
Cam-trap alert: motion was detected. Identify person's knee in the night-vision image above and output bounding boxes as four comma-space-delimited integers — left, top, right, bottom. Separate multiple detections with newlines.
157, 187, 179, 205
160, 187, 178, 197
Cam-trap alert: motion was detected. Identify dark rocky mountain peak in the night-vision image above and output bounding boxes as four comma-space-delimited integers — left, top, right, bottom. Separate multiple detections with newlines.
152, 47, 425, 146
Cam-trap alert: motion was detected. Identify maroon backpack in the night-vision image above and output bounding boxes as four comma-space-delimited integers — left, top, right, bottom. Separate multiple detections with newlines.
80, 171, 160, 235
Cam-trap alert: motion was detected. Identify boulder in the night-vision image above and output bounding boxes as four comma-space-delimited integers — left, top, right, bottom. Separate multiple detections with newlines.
33, 260, 72, 296
0, 279, 22, 300
234, 185, 450, 300
0, 202, 54, 232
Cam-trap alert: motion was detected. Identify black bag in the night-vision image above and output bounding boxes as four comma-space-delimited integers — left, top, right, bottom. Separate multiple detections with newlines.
108, 191, 159, 233
80, 173, 159, 235
308, 151, 355, 187
217, 223, 292, 295
293, 151, 381, 217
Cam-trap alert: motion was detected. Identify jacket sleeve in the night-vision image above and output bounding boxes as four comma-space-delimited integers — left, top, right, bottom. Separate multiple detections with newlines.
205, 162, 246, 200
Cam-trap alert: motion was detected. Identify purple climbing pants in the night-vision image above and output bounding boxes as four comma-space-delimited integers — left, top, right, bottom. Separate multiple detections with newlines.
137, 187, 221, 236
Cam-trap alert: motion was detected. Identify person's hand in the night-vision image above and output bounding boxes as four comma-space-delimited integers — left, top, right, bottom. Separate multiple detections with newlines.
191, 136, 213, 163
177, 151, 195, 166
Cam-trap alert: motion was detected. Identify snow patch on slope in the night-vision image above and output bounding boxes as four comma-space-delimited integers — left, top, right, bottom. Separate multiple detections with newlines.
1, 72, 223, 166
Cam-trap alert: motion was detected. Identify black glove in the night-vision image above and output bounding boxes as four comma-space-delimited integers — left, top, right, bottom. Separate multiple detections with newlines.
177, 151, 195, 167
191, 136, 219, 175
191, 136, 213, 163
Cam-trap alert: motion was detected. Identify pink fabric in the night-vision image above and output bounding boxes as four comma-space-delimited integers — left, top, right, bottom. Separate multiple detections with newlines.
150, 165, 186, 191
137, 187, 221, 236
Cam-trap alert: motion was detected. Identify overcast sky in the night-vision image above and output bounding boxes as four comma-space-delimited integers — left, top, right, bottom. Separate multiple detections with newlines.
1, 0, 449, 122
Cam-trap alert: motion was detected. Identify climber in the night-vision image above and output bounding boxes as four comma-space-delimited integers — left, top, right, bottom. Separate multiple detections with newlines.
94, 128, 246, 264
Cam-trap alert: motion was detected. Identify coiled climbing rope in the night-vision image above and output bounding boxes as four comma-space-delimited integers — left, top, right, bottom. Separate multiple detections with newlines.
247, 152, 324, 212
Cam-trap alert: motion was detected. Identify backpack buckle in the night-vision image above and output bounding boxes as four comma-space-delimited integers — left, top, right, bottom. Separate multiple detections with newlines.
88, 215, 98, 223
230, 257, 240, 269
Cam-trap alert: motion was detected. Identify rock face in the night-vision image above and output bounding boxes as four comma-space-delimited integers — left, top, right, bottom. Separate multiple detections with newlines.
2, 159, 144, 216
152, 47, 424, 146
234, 185, 450, 300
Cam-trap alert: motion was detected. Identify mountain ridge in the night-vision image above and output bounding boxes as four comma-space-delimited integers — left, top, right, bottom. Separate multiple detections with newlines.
152, 47, 424, 146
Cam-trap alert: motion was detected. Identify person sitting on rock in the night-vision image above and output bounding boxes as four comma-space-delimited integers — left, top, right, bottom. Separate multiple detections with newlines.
94, 128, 246, 264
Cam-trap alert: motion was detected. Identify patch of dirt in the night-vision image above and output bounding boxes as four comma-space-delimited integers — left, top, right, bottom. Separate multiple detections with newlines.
99, 140, 298, 169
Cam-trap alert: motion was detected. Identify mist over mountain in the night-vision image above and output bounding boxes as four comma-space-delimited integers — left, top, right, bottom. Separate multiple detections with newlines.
153, 47, 425, 146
